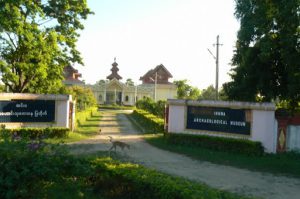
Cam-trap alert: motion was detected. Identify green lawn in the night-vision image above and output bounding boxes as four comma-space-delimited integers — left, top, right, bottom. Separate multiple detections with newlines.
129, 110, 300, 178
146, 134, 300, 178
46, 108, 101, 143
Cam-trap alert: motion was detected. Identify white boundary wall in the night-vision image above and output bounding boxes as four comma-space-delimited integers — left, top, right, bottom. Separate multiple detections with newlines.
0, 93, 73, 129
167, 99, 277, 153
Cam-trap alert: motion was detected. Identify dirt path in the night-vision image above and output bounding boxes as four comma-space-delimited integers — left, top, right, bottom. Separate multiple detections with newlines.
70, 110, 300, 199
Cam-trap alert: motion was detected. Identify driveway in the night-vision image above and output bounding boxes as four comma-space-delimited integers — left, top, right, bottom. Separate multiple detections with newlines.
70, 109, 300, 199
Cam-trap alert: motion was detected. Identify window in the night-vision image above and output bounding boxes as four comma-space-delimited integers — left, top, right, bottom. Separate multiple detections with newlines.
99, 95, 103, 101
125, 95, 129, 102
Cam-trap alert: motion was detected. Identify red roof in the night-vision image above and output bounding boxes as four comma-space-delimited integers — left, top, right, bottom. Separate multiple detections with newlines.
140, 64, 173, 84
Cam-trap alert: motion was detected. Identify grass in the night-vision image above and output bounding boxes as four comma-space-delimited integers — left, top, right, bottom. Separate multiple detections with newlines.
46, 108, 101, 144
146, 134, 300, 178
129, 110, 300, 178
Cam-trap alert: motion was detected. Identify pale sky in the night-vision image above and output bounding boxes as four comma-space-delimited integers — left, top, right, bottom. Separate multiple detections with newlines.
76, 0, 240, 89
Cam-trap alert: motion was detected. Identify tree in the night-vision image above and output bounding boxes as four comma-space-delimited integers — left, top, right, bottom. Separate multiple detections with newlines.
188, 87, 201, 100
97, 79, 107, 85
198, 85, 228, 101
0, 1, 92, 93
224, 0, 300, 109
65, 86, 96, 111
199, 85, 216, 100
174, 80, 201, 100
0, 84, 5, 92
125, 78, 134, 86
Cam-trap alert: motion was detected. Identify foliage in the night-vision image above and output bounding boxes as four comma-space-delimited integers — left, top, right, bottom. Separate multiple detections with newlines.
0, 140, 93, 199
99, 104, 135, 110
163, 133, 264, 156
47, 107, 100, 144
125, 78, 134, 86
198, 85, 229, 101
218, 87, 229, 101
198, 85, 216, 100
0, 127, 69, 140
0, 1, 92, 93
131, 109, 164, 133
136, 97, 166, 118
96, 79, 108, 85
65, 85, 97, 111
0, 138, 251, 199
174, 79, 201, 100
75, 107, 97, 129
224, 0, 300, 110
90, 157, 250, 199
0, 84, 5, 92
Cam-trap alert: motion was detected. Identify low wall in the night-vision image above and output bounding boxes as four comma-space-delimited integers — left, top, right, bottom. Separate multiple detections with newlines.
0, 93, 74, 129
167, 99, 277, 153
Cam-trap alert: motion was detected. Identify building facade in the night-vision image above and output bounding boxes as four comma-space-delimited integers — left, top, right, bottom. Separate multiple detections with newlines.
91, 60, 177, 105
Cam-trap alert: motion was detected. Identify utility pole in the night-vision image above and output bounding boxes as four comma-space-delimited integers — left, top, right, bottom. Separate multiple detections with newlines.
135, 83, 137, 104
150, 72, 158, 102
154, 72, 157, 102
215, 35, 220, 100
208, 35, 222, 100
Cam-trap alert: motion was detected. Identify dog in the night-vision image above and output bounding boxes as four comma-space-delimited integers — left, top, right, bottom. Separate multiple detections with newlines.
108, 136, 130, 152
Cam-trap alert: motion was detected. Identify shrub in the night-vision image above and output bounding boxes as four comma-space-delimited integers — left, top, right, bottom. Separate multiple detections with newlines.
164, 133, 264, 156
90, 158, 249, 199
75, 107, 97, 129
64, 86, 97, 111
0, 127, 69, 140
99, 104, 135, 110
136, 98, 166, 118
0, 129, 251, 199
0, 141, 92, 199
131, 109, 164, 133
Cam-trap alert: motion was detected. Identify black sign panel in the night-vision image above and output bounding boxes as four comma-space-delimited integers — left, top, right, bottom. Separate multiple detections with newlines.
186, 106, 251, 135
0, 100, 55, 123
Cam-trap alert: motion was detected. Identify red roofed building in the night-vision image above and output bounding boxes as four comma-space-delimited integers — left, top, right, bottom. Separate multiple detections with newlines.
90, 59, 177, 105
63, 65, 84, 86
140, 64, 173, 84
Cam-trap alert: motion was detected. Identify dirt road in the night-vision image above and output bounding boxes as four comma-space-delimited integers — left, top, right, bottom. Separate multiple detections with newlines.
70, 110, 300, 199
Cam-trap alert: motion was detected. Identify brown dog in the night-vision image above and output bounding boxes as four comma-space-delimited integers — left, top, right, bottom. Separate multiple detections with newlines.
108, 136, 130, 152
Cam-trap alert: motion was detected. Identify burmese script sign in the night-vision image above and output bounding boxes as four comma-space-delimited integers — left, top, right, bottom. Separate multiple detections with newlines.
0, 100, 55, 122
186, 106, 251, 135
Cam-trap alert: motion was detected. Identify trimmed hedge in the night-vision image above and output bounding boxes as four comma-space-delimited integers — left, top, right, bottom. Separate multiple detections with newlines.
135, 98, 166, 118
2, 128, 69, 139
131, 109, 164, 133
91, 158, 251, 199
99, 105, 135, 110
75, 107, 97, 129
164, 133, 264, 156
